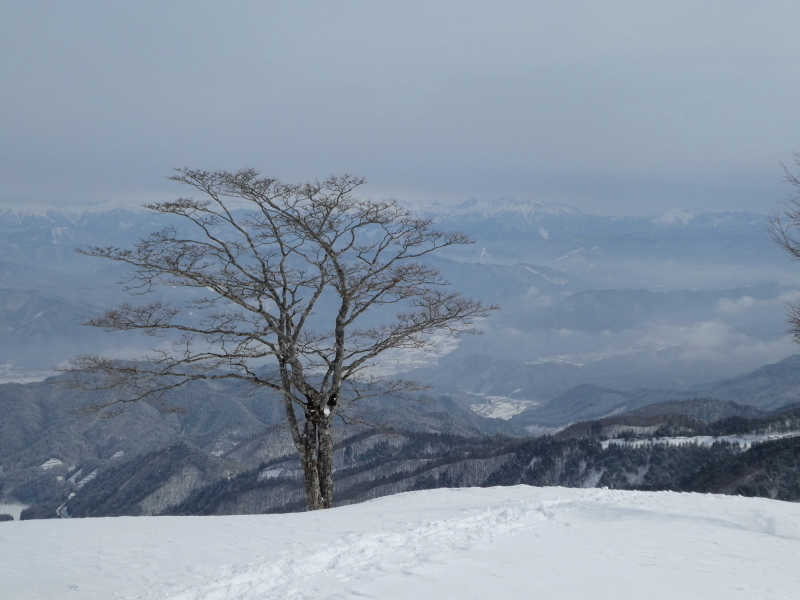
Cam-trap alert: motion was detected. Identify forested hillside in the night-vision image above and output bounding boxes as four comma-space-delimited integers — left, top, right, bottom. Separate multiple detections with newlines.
6, 395, 799, 520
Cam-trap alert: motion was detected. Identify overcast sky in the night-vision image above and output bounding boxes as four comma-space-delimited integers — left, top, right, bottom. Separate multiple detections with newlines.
2, 1, 800, 215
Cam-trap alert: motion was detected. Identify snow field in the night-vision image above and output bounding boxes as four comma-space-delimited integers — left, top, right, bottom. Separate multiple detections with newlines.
1, 486, 799, 599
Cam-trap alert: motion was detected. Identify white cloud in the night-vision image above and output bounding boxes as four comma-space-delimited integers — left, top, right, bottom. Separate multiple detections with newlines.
716, 291, 800, 316
656, 321, 795, 365
716, 295, 758, 315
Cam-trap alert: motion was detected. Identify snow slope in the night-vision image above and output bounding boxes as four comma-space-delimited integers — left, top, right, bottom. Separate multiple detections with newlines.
2, 487, 799, 599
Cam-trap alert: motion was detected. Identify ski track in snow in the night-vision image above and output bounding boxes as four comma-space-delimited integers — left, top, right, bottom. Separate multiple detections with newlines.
153, 500, 559, 600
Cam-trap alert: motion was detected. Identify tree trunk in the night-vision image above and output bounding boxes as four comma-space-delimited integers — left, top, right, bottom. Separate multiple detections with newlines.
317, 417, 334, 509
298, 415, 335, 510
301, 417, 325, 510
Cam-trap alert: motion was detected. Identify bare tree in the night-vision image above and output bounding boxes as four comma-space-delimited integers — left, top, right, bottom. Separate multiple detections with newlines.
63, 169, 496, 510
769, 153, 800, 341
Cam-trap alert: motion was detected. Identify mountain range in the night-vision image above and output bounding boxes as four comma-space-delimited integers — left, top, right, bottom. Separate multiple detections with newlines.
3, 351, 800, 519
1, 199, 797, 387
3, 197, 800, 516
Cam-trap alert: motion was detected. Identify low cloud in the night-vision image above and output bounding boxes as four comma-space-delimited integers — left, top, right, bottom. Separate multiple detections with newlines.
716, 291, 800, 316
650, 321, 795, 366
716, 295, 758, 315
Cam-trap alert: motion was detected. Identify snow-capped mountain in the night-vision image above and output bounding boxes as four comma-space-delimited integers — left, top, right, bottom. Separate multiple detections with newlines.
652, 208, 697, 227
0, 200, 148, 226
412, 198, 779, 278
419, 197, 581, 222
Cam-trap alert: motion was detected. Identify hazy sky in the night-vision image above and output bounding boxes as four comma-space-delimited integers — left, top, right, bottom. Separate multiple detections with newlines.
2, 1, 800, 215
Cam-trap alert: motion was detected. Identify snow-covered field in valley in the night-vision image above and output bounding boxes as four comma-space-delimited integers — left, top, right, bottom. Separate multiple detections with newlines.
2, 486, 799, 599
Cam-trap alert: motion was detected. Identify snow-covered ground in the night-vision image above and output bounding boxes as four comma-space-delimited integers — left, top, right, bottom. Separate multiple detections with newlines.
2, 486, 799, 599
602, 430, 800, 449
469, 395, 539, 419
345, 331, 462, 377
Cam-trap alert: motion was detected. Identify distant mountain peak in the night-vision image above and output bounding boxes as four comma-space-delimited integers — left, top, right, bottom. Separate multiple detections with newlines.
652, 209, 696, 227
426, 197, 581, 222
0, 200, 145, 223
